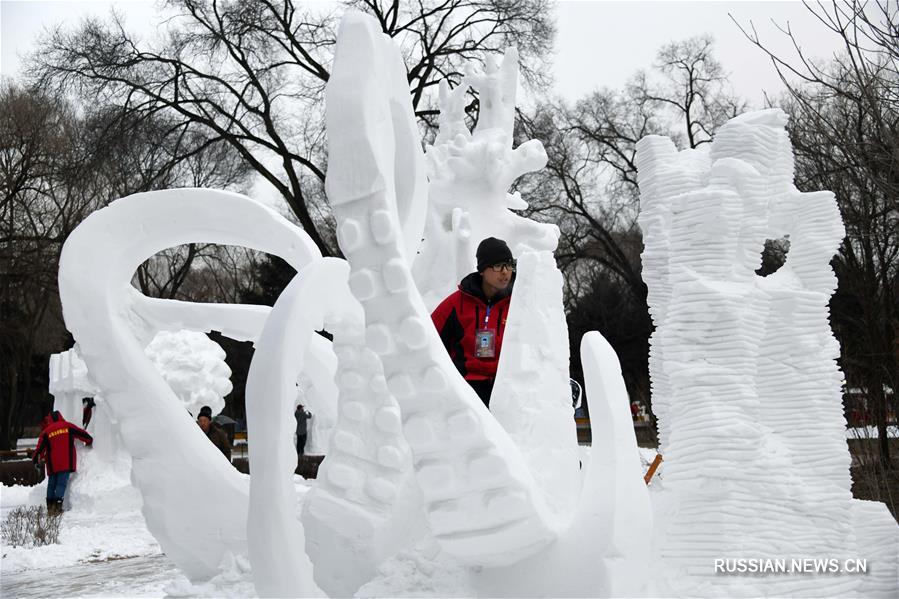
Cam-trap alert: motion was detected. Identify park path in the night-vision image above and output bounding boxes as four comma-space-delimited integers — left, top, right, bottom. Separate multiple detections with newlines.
1, 554, 182, 598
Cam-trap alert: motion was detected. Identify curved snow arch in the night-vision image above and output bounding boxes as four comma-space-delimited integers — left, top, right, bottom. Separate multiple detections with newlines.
245, 257, 359, 597
58, 188, 321, 580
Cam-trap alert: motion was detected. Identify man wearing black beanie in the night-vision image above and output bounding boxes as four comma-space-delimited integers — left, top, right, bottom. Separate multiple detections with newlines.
431, 237, 516, 408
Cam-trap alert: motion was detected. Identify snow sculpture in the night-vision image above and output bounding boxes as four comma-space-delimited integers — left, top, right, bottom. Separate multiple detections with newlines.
58, 189, 322, 580
48, 346, 120, 462
412, 47, 559, 309
48, 346, 98, 424
52, 9, 898, 598
315, 12, 648, 597
491, 251, 581, 521
326, 11, 557, 567
144, 330, 232, 418
636, 109, 898, 596
295, 333, 338, 455
244, 259, 357, 597
47, 346, 137, 513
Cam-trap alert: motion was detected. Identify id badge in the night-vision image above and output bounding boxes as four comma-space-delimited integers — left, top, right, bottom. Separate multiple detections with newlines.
475, 329, 496, 358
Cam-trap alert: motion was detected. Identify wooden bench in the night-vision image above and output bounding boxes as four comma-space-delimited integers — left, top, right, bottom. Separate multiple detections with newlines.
0, 449, 34, 460
230, 454, 324, 478
0, 459, 45, 486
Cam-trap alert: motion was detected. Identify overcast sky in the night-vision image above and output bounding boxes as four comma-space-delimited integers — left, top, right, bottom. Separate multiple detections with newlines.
1, 0, 842, 107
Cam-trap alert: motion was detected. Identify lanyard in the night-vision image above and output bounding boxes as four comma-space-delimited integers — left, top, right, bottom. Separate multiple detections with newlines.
484, 304, 491, 328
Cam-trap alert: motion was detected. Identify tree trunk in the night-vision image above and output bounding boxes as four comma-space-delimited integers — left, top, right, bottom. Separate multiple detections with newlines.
872, 381, 892, 468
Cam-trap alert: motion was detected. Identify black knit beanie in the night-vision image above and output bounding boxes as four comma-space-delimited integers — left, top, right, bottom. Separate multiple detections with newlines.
198, 406, 213, 420
476, 237, 513, 272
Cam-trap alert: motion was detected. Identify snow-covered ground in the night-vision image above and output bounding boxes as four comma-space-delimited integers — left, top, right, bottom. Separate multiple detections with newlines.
0, 446, 658, 597
1, 475, 314, 598
1, 482, 160, 574
1, 435, 888, 597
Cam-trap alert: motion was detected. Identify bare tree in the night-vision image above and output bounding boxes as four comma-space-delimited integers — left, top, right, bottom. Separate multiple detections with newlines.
0, 81, 257, 448
738, 0, 898, 467
645, 35, 747, 149
0, 84, 84, 449
517, 36, 746, 410
74, 106, 259, 301
30, 0, 555, 256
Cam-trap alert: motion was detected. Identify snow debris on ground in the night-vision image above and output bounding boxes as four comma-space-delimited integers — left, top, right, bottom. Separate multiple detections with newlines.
164, 552, 256, 598
355, 539, 472, 598
1, 476, 160, 577
1, 473, 315, 598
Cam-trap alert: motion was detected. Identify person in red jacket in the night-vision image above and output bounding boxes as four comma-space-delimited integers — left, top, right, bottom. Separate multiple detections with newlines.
32, 410, 93, 514
431, 237, 516, 408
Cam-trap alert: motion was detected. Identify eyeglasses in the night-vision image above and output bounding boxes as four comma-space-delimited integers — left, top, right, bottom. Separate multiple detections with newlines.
488, 262, 516, 273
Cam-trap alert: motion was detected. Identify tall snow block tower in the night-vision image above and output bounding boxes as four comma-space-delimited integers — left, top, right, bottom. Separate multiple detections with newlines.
636, 109, 897, 597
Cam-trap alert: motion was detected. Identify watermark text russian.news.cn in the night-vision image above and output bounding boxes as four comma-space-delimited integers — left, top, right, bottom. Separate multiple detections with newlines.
714, 558, 868, 575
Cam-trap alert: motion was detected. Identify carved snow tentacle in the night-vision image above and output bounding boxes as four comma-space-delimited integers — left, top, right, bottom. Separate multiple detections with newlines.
325, 14, 557, 566
245, 258, 354, 597
302, 294, 420, 597
324, 16, 427, 263
331, 190, 556, 565
58, 188, 320, 580
491, 251, 581, 526
578, 332, 652, 596
471, 331, 649, 598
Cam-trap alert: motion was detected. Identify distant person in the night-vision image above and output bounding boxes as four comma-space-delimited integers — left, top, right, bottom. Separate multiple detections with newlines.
32, 410, 93, 515
570, 379, 582, 410
431, 237, 515, 408
82, 397, 96, 428
197, 405, 231, 461
295, 404, 312, 456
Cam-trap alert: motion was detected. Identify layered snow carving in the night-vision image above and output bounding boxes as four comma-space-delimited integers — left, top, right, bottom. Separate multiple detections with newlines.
636, 109, 898, 597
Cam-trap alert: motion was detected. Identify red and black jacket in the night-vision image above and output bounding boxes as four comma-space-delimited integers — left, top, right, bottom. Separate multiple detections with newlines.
33, 411, 93, 475
431, 272, 513, 381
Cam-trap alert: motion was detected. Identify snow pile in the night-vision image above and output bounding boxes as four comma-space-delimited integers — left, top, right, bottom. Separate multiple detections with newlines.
63, 435, 140, 516
163, 552, 256, 598
636, 109, 898, 596
1, 477, 318, 598
144, 330, 232, 417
